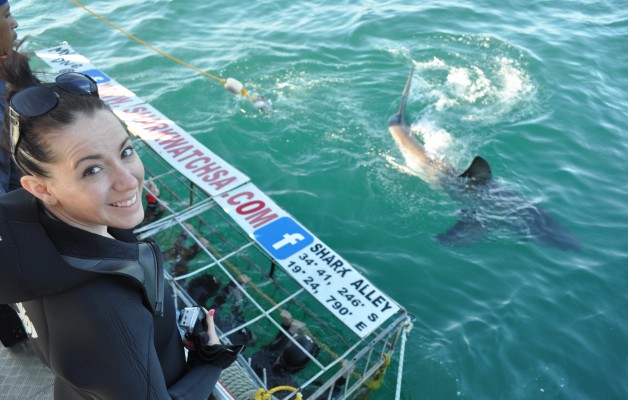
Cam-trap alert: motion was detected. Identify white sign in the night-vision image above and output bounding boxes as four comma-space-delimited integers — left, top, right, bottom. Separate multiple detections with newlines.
35, 44, 96, 73
215, 183, 399, 337
115, 103, 249, 196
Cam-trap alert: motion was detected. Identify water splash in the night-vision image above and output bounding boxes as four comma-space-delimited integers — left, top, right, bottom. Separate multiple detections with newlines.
385, 34, 540, 176
413, 54, 536, 125
411, 120, 453, 163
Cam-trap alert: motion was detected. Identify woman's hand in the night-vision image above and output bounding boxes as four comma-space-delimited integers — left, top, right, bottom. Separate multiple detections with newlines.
144, 180, 160, 197
203, 308, 221, 345
181, 308, 220, 350
194, 308, 244, 368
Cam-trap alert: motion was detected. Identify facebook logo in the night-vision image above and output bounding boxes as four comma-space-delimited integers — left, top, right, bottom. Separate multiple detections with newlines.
81, 69, 111, 85
254, 217, 313, 260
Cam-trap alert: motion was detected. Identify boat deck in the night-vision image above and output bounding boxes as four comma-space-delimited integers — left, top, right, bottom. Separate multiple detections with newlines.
0, 342, 53, 400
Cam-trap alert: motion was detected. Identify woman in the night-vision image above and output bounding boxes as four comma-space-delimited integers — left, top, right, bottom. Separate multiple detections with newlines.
0, 51, 233, 399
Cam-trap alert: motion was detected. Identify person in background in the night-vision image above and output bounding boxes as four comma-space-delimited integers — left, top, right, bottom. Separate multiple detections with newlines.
0, 0, 28, 349
0, 0, 20, 194
0, 48, 240, 398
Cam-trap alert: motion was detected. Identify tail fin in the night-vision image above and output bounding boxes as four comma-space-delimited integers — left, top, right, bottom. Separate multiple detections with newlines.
388, 65, 415, 127
459, 156, 492, 184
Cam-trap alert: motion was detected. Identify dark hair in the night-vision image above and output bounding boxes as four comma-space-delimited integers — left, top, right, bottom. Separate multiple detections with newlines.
1, 51, 111, 177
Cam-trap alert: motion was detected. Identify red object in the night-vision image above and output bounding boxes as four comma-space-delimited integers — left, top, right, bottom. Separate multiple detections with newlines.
146, 193, 157, 204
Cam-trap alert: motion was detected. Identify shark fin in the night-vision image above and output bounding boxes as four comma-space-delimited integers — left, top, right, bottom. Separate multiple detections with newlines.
436, 210, 486, 246
459, 156, 492, 184
388, 65, 415, 127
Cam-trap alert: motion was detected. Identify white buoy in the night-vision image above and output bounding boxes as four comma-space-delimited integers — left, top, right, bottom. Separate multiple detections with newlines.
253, 96, 273, 111
224, 78, 243, 95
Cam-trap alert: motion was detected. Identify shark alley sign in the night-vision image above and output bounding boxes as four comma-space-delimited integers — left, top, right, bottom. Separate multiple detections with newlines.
214, 183, 400, 337
36, 45, 400, 338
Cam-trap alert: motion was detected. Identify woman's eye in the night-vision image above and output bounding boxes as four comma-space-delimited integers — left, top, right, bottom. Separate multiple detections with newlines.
83, 166, 103, 177
122, 147, 135, 159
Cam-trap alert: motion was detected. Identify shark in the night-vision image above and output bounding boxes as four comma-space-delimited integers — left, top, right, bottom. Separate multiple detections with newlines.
388, 65, 580, 251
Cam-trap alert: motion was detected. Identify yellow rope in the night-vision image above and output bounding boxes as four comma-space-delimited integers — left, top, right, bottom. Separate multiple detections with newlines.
255, 386, 303, 400
362, 353, 391, 390
68, 0, 257, 101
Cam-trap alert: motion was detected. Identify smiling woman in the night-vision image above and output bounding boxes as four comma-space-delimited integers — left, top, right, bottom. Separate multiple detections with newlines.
6, 68, 145, 236
0, 50, 234, 399
20, 107, 146, 236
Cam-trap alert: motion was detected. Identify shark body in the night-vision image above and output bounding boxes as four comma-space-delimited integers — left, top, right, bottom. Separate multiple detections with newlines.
388, 66, 580, 251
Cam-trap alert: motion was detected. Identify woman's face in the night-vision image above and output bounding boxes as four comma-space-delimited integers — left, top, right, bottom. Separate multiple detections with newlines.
35, 109, 145, 236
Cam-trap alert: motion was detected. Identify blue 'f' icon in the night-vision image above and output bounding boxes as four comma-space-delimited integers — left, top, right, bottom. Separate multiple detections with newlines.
254, 217, 313, 260
81, 68, 111, 85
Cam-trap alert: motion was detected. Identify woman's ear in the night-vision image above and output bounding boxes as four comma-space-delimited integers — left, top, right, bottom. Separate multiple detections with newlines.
20, 175, 58, 206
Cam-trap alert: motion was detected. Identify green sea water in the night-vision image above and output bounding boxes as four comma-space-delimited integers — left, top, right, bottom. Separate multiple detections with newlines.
13, 1, 628, 399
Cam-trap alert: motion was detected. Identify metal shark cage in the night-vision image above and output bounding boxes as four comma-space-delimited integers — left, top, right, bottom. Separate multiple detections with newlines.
133, 146, 411, 399
34, 44, 413, 400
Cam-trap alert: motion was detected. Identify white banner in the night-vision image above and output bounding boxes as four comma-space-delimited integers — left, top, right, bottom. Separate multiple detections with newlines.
215, 183, 399, 337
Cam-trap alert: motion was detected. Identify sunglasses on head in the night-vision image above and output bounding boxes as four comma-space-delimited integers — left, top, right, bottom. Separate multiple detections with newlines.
8, 72, 100, 159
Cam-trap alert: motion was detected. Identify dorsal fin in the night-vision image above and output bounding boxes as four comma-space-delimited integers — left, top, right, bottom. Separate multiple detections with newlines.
459, 156, 492, 184
388, 65, 415, 127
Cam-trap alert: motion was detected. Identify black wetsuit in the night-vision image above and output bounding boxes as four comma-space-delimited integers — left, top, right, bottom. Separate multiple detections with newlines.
0, 189, 220, 399
0, 79, 26, 348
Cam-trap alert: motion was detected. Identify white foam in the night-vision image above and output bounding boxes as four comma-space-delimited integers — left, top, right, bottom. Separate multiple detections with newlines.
414, 57, 447, 70
411, 120, 453, 162
495, 57, 533, 103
